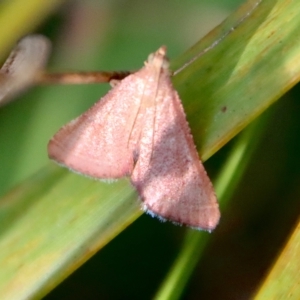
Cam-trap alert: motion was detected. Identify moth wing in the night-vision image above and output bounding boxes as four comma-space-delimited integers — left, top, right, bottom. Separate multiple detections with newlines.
131, 74, 220, 231
48, 71, 148, 179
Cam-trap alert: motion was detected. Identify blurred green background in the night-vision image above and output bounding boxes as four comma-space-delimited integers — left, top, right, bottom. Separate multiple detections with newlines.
0, 0, 299, 299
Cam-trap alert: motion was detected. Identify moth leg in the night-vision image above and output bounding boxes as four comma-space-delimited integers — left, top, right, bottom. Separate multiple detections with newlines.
109, 79, 121, 88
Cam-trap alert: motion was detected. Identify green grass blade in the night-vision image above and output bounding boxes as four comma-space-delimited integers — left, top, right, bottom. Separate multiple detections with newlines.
254, 218, 300, 300
0, 165, 141, 299
172, 0, 300, 160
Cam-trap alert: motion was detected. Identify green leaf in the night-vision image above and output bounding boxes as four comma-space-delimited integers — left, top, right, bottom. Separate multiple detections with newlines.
0, 165, 141, 299
254, 219, 300, 300
172, 0, 300, 160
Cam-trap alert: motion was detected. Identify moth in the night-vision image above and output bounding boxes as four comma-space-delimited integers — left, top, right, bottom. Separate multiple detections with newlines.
48, 46, 220, 231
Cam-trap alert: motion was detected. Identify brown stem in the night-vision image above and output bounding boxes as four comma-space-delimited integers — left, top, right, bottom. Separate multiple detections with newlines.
37, 70, 132, 85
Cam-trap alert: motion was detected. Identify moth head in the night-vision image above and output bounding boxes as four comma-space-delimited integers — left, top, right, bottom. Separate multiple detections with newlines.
146, 46, 169, 71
